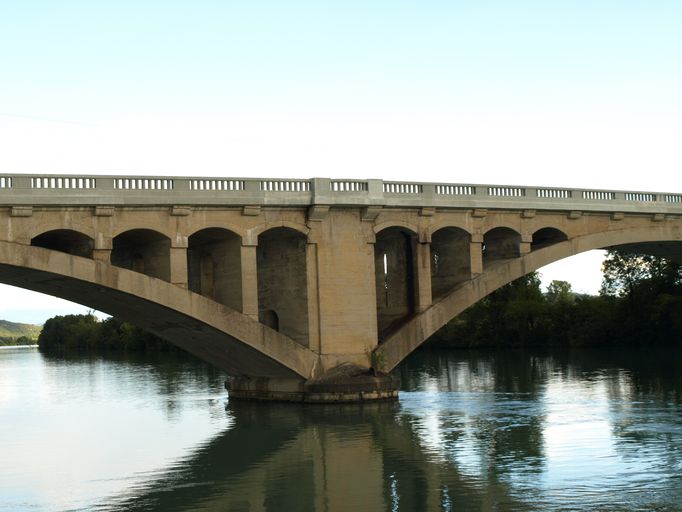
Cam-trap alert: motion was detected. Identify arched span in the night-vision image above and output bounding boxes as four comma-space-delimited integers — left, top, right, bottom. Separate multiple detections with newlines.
257, 227, 309, 347
430, 227, 471, 300
483, 226, 521, 265
27, 222, 96, 242
31, 229, 94, 259
0, 241, 317, 380
187, 223, 245, 241
246, 221, 309, 246
111, 229, 171, 282
532, 227, 568, 251
375, 225, 682, 372
187, 227, 242, 310
374, 226, 418, 339
373, 221, 420, 237
427, 222, 473, 240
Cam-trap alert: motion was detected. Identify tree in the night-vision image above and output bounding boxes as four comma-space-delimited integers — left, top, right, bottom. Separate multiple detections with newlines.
546, 280, 575, 305
600, 250, 682, 298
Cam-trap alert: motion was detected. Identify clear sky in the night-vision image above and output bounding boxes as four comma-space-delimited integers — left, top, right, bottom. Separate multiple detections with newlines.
1, 1, 681, 323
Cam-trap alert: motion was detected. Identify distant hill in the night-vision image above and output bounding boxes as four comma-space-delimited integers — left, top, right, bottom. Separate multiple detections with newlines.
0, 320, 41, 342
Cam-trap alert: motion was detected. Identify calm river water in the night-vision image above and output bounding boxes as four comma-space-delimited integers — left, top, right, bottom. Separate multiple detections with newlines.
1, 346, 681, 511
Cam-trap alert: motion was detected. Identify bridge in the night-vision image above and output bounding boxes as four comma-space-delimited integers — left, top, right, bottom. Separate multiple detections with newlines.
1, 174, 681, 401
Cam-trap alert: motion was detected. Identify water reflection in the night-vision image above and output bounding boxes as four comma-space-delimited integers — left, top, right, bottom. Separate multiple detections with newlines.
1, 347, 681, 511
103, 401, 525, 512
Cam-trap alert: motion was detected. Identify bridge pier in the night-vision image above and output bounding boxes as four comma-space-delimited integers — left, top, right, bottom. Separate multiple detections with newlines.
226, 365, 400, 403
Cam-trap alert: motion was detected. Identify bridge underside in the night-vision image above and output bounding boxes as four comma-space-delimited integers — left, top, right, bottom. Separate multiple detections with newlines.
606, 241, 682, 264
0, 263, 304, 378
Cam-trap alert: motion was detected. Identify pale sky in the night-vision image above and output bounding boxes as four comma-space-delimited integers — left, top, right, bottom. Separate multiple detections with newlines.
1, 1, 681, 324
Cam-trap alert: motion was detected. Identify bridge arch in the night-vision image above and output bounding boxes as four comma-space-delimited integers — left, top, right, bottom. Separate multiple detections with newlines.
31, 229, 94, 259
430, 227, 471, 300
427, 222, 473, 239
532, 227, 568, 251
246, 221, 310, 246
483, 226, 522, 266
374, 225, 419, 339
187, 228, 242, 310
375, 224, 682, 372
187, 223, 245, 241
257, 227, 309, 347
0, 240, 316, 379
111, 229, 171, 282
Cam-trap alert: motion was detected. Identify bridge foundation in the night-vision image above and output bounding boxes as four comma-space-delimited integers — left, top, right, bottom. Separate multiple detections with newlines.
226, 364, 400, 403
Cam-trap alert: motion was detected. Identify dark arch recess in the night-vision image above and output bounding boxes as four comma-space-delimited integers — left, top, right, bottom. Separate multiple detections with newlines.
532, 227, 568, 251
31, 229, 94, 258
188, 228, 242, 311
431, 227, 471, 300
483, 227, 521, 267
257, 227, 309, 347
111, 229, 171, 282
374, 226, 418, 339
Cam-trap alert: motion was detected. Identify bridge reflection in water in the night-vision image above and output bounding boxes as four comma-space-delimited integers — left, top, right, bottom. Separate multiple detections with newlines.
96, 348, 682, 512
106, 401, 523, 512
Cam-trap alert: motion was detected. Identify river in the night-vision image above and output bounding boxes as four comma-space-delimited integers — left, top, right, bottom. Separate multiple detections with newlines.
1, 346, 681, 511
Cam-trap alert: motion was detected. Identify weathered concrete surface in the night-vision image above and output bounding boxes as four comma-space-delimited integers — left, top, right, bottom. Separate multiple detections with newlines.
0, 241, 317, 379
1, 175, 682, 400
226, 368, 399, 403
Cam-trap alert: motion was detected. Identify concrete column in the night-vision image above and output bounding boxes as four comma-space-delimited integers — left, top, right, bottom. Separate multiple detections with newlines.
93, 249, 111, 262
520, 233, 533, 255
240, 244, 259, 319
470, 242, 483, 275
93, 235, 112, 262
306, 242, 321, 356
416, 242, 432, 312
170, 246, 188, 288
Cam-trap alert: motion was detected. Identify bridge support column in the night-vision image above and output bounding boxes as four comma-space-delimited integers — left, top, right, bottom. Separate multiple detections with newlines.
93, 235, 112, 262
416, 241, 432, 312
240, 244, 259, 320
470, 239, 483, 275
93, 249, 111, 262
170, 245, 188, 288
520, 233, 532, 255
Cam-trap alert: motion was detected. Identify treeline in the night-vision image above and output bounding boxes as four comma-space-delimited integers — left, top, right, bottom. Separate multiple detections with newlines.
38, 314, 175, 353
428, 250, 682, 348
0, 336, 36, 346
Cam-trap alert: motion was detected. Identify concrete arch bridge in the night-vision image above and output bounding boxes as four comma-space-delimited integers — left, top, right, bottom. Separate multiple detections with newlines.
1, 175, 681, 401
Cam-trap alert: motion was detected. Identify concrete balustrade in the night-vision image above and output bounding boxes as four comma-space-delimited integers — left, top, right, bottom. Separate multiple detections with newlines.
1, 174, 681, 214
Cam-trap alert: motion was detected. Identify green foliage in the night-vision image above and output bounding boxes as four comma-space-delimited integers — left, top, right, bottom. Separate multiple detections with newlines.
429, 253, 682, 348
38, 314, 175, 353
0, 335, 36, 346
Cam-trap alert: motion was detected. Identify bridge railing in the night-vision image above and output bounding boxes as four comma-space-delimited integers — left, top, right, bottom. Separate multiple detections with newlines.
1, 174, 681, 213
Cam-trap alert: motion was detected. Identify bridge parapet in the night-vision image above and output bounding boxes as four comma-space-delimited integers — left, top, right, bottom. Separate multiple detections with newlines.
1, 174, 681, 214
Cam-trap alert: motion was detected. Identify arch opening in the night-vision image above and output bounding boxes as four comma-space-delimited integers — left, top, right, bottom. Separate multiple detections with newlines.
374, 227, 418, 339
532, 227, 568, 251
483, 227, 521, 268
188, 228, 242, 310
31, 229, 94, 259
377, 227, 682, 372
431, 227, 471, 300
257, 227, 309, 347
111, 229, 171, 282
